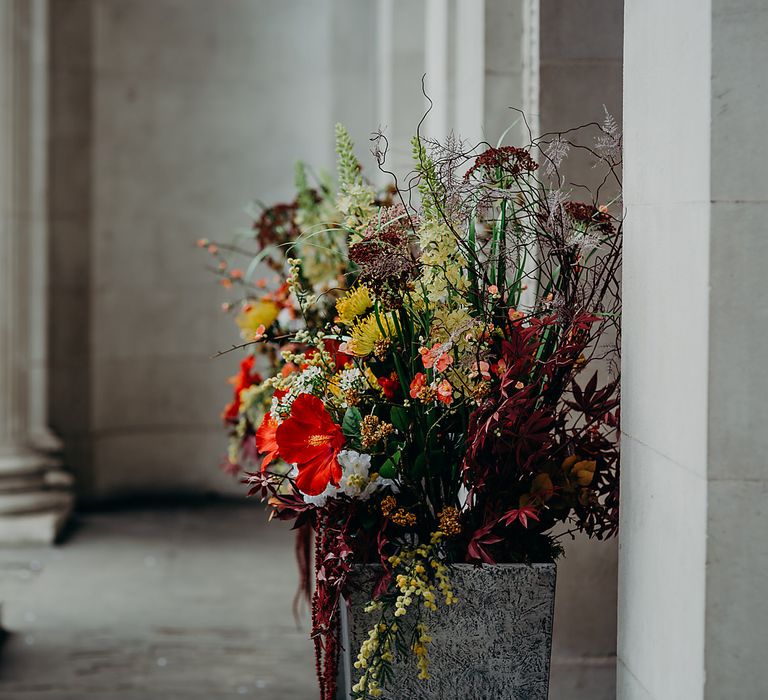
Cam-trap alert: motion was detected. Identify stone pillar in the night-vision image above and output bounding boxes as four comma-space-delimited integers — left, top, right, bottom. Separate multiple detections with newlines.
424, 0, 450, 140
620, 0, 768, 697
454, 0, 485, 144
374, 0, 426, 182
0, 0, 73, 544
27, 0, 62, 455
484, 0, 537, 146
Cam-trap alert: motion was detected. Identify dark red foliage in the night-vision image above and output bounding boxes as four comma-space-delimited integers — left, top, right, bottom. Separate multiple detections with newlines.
466, 522, 505, 564
462, 310, 620, 559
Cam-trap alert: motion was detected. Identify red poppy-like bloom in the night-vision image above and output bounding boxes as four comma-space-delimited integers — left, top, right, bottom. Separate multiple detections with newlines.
276, 394, 344, 496
255, 413, 280, 471
223, 355, 262, 422
378, 371, 399, 399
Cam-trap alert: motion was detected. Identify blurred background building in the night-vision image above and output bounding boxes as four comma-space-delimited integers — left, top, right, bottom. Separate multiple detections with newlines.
1, 0, 765, 698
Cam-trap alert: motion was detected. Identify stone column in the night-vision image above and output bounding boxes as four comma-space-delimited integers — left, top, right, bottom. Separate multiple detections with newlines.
484, 0, 538, 146
374, 0, 426, 182
454, 0, 485, 144
27, 0, 62, 455
620, 0, 768, 697
0, 0, 73, 544
424, 0, 450, 140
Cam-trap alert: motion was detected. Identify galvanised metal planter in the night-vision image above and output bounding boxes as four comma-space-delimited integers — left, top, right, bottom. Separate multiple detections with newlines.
339, 563, 557, 700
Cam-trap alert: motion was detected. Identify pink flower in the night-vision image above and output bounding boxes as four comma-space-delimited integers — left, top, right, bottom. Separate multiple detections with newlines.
436, 379, 453, 405
488, 284, 499, 295
471, 361, 491, 380
230, 268, 244, 280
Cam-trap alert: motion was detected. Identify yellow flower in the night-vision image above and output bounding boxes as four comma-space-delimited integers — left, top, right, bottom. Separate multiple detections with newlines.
235, 300, 280, 339
562, 455, 597, 486
347, 313, 395, 357
573, 460, 596, 486
336, 285, 372, 325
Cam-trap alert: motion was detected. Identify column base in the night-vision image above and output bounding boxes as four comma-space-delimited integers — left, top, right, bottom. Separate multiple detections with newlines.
0, 449, 74, 544
0, 494, 73, 544
29, 426, 65, 454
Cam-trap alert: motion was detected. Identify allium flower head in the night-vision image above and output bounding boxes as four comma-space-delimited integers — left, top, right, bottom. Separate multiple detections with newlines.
464, 146, 538, 183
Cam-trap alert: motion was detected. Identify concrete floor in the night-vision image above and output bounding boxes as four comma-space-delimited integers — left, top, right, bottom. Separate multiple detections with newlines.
0, 504, 318, 700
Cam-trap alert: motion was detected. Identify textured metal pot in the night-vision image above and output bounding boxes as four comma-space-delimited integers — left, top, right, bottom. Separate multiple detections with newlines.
339, 563, 557, 700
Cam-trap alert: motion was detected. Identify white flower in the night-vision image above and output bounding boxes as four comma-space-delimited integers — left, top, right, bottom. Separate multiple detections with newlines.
337, 450, 372, 498
271, 365, 325, 421
302, 481, 338, 507
337, 450, 397, 501
337, 368, 365, 392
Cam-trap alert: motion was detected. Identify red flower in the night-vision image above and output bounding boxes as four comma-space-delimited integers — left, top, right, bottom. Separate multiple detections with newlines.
276, 394, 344, 496
378, 371, 399, 399
223, 355, 262, 422
255, 413, 280, 471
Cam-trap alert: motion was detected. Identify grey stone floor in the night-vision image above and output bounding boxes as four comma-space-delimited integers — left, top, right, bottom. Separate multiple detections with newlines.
0, 504, 318, 700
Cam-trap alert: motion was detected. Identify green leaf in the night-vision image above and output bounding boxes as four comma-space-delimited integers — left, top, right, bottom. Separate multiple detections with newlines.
390, 406, 409, 433
412, 453, 426, 478
379, 450, 401, 479
342, 406, 362, 440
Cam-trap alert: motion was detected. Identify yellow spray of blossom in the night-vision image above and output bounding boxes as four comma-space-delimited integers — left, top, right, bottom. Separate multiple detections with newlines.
352, 533, 457, 696
336, 285, 372, 325
235, 300, 280, 339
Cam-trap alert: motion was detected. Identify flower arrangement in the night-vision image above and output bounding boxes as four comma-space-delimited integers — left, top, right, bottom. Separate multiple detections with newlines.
217, 117, 622, 699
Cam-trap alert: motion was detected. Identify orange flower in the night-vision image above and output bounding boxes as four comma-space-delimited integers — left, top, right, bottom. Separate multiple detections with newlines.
276, 394, 344, 496
255, 413, 280, 471
222, 355, 261, 422
419, 343, 453, 372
